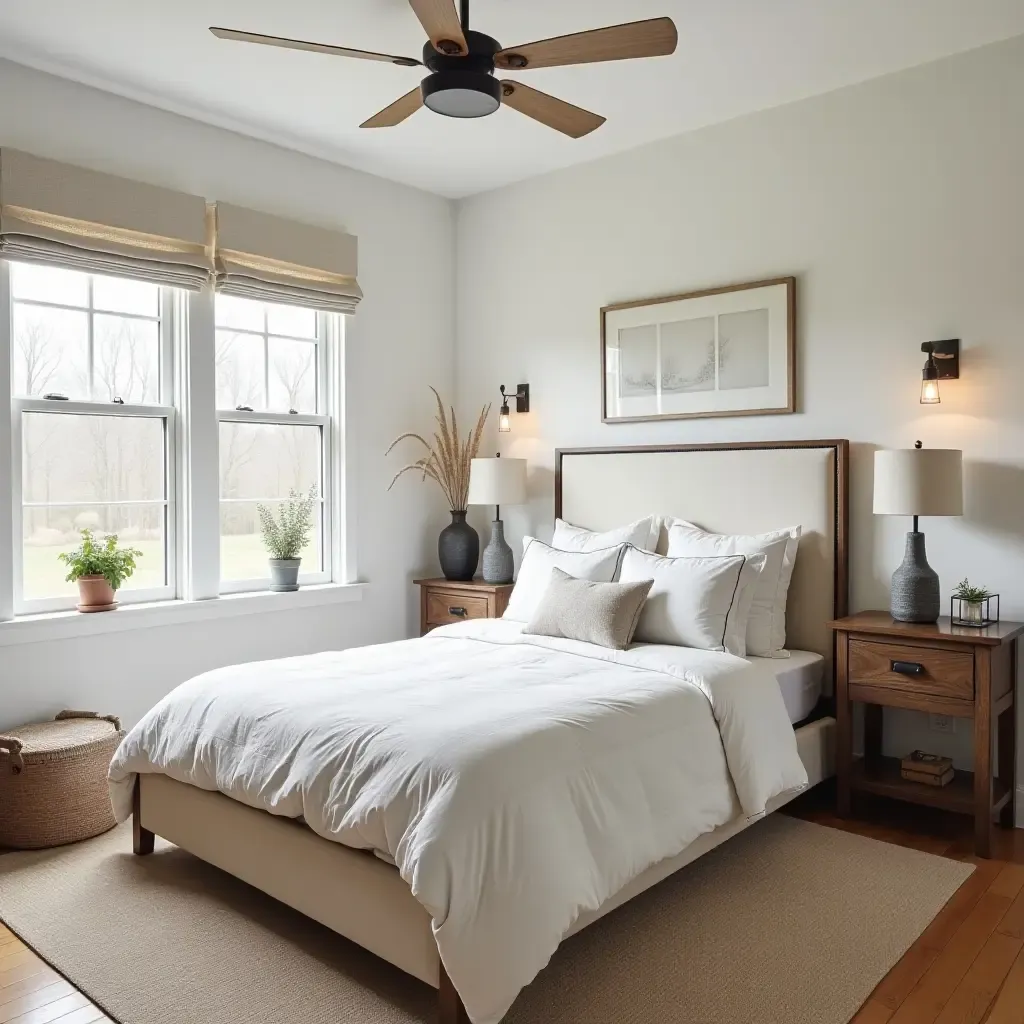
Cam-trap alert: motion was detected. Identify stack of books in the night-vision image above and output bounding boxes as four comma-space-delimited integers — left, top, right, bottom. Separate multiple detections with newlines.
900, 750, 954, 787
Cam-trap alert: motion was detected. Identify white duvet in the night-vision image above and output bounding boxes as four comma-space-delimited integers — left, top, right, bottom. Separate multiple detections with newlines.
109, 619, 806, 1024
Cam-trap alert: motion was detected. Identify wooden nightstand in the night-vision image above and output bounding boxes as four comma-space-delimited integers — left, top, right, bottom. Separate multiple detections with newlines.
829, 611, 1024, 857
415, 578, 514, 636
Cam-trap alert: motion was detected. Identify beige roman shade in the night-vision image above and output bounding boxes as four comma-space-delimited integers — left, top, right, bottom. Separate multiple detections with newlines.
0, 148, 211, 290
212, 202, 361, 313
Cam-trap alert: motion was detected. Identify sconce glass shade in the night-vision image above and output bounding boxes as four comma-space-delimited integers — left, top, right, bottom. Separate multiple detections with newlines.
920, 354, 940, 404
498, 402, 511, 432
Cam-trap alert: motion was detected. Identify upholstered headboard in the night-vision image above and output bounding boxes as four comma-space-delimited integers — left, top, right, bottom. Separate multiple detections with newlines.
555, 441, 849, 680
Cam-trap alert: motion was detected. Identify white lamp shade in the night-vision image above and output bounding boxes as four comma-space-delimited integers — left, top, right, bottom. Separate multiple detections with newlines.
873, 448, 963, 516
468, 458, 527, 507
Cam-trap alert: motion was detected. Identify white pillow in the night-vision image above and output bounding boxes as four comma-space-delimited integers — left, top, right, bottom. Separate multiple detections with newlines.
618, 546, 766, 656
552, 516, 659, 553
665, 520, 801, 658
503, 538, 625, 623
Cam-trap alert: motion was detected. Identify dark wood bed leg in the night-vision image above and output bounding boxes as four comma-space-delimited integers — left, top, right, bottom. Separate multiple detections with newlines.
132, 777, 154, 855
438, 963, 470, 1024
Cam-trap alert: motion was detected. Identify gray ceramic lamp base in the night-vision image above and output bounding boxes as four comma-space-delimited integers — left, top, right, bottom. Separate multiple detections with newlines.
481, 520, 515, 584
890, 531, 940, 623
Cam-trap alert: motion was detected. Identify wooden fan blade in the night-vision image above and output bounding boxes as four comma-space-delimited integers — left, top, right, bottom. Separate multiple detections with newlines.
210, 27, 421, 66
500, 81, 605, 138
495, 17, 677, 70
407, 0, 468, 55
360, 87, 424, 128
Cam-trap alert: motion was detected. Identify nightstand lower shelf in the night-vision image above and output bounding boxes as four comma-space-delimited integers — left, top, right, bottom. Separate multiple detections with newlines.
851, 756, 1011, 816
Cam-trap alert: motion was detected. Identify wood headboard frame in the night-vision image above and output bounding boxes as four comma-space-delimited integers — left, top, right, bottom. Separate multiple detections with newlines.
554, 439, 850, 626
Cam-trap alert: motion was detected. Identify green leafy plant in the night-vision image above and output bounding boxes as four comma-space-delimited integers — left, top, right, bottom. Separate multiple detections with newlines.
58, 529, 143, 591
953, 579, 991, 603
257, 487, 317, 560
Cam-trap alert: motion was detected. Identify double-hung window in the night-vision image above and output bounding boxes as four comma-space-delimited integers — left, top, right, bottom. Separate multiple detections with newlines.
215, 295, 335, 593
9, 262, 179, 613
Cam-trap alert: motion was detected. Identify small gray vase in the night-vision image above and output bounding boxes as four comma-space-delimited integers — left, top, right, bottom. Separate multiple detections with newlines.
890, 532, 939, 623
481, 520, 514, 584
269, 558, 301, 592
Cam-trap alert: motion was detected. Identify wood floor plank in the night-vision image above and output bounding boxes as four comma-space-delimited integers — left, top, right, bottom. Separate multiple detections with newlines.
987, 865, 1024, 902
3, 992, 89, 1024
997, 886, 1024, 941
0, 978, 69, 1009
42, 1008, 105, 1024
0, 982, 75, 1022
985, 945, 1024, 1024
0, 963, 56, 992
852, 999, 895, 1023
0, 947, 27, 964
874, 866, 1000, 1010
0, 955, 36, 978
889, 892, 1014, 1024
932, 931, 1022, 1024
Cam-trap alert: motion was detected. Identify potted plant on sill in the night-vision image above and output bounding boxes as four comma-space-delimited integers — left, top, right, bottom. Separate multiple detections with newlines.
257, 487, 317, 592
386, 388, 490, 582
58, 529, 143, 613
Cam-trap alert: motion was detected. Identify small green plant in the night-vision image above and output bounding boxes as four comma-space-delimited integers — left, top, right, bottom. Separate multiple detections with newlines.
258, 487, 317, 560
58, 529, 143, 591
953, 579, 991, 603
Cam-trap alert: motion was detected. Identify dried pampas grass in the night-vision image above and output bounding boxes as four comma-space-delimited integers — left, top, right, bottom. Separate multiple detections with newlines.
386, 388, 490, 511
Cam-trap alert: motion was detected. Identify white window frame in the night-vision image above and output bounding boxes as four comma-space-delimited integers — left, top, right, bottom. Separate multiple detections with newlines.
214, 302, 337, 595
8, 268, 180, 615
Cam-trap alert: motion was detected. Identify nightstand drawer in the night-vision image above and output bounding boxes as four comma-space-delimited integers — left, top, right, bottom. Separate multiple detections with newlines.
848, 639, 974, 702
426, 591, 492, 626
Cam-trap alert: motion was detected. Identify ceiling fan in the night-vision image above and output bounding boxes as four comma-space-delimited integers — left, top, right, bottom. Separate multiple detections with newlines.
210, 1, 678, 139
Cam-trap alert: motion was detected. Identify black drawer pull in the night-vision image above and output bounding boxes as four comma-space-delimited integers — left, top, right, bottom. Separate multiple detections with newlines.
891, 659, 924, 676
448, 606, 467, 617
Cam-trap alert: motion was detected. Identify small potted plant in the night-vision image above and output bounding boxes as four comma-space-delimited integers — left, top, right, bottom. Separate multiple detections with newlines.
58, 529, 143, 613
257, 487, 317, 592
952, 579, 995, 626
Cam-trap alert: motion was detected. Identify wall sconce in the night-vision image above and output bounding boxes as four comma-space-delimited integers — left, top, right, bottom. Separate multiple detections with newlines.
920, 340, 960, 405
498, 383, 530, 432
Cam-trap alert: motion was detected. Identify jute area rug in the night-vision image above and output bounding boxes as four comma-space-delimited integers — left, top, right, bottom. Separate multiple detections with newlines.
0, 814, 972, 1024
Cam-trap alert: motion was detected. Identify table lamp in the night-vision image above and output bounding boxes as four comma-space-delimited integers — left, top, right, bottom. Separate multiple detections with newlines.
468, 456, 527, 584
873, 443, 963, 622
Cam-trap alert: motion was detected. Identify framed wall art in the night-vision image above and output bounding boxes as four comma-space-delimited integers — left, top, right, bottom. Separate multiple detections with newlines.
601, 276, 796, 423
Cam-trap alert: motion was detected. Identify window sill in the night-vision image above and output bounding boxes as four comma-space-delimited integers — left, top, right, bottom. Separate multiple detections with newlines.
0, 582, 367, 647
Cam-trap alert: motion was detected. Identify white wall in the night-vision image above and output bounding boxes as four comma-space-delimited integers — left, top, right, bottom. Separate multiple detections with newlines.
0, 59, 455, 730
455, 36, 1024, 800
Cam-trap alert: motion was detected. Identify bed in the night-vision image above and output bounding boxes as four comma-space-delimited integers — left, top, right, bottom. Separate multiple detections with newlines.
112, 439, 848, 1024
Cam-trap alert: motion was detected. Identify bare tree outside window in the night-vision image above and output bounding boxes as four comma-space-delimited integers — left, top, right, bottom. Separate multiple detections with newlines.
11, 263, 171, 605
215, 295, 328, 587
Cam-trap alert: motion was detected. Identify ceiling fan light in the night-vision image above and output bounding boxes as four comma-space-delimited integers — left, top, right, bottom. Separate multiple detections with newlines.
421, 71, 501, 119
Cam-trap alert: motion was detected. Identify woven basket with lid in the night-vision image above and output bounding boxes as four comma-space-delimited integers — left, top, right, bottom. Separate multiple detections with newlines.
0, 710, 124, 849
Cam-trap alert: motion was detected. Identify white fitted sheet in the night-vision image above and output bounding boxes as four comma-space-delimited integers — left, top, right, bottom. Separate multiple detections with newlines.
747, 649, 824, 724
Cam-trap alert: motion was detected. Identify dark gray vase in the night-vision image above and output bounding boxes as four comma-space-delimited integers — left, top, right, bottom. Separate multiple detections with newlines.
439, 510, 479, 582
890, 532, 940, 623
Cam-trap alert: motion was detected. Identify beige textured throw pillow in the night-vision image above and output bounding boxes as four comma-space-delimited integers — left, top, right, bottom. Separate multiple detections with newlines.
524, 568, 654, 650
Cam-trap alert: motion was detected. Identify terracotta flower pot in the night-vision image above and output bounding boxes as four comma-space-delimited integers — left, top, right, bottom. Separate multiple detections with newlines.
76, 575, 117, 613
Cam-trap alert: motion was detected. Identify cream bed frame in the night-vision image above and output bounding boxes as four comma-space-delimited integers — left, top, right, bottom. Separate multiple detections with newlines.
133, 439, 849, 1024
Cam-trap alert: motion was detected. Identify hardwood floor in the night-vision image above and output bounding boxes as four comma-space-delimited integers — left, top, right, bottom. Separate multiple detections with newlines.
0, 922, 110, 1024
786, 784, 1024, 1024
1, 788, 1022, 1024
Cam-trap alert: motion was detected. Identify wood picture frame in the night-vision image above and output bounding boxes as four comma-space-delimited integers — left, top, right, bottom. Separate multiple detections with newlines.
600, 276, 796, 423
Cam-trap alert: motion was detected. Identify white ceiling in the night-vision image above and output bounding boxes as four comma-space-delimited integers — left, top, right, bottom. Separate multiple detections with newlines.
1, 1, 1022, 198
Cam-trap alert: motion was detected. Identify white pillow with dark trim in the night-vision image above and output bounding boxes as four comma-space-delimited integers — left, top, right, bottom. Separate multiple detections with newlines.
617, 546, 766, 656
665, 520, 801, 658
503, 538, 626, 623
551, 516, 659, 553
